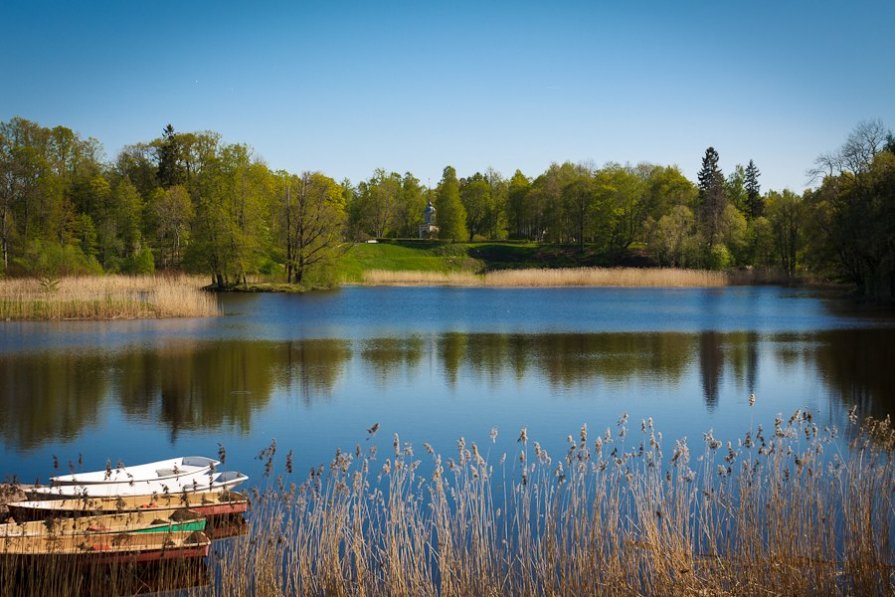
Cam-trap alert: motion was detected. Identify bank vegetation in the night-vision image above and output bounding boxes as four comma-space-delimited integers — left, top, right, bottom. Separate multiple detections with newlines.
362, 267, 729, 288
0, 275, 219, 320
2, 410, 893, 595
1, 118, 892, 299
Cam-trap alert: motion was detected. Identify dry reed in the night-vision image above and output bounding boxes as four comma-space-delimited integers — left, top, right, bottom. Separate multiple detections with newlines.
5, 411, 894, 595
0, 275, 220, 320
211, 410, 895, 596
362, 267, 728, 288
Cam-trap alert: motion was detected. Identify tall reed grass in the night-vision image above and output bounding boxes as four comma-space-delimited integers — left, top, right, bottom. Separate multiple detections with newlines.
3, 410, 893, 595
214, 410, 895, 595
0, 275, 220, 320
362, 267, 729, 288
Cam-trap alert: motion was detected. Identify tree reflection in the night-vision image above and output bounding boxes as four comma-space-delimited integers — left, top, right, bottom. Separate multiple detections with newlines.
1, 329, 893, 450
274, 339, 352, 406
0, 352, 108, 449
698, 332, 724, 410
361, 337, 424, 386
812, 329, 895, 420
0, 339, 352, 449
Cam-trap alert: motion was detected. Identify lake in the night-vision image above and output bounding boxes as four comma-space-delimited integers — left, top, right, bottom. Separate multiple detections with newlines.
1, 286, 894, 486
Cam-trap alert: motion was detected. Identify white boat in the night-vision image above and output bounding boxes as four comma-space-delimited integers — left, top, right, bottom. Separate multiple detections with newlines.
27, 471, 247, 499
50, 456, 219, 486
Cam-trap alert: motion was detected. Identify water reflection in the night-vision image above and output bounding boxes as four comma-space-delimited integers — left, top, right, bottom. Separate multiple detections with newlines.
813, 329, 895, 419
0, 331, 893, 450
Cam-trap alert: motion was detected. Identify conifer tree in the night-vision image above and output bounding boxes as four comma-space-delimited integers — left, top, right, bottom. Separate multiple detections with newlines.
157, 124, 183, 188
744, 159, 762, 219
696, 147, 726, 248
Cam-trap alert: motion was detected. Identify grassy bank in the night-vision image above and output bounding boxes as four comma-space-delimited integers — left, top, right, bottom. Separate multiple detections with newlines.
3, 411, 894, 594
339, 241, 797, 288
0, 275, 220, 320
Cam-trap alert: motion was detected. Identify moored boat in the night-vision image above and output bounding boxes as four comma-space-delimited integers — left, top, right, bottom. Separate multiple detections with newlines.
0, 530, 211, 565
8, 490, 249, 522
27, 471, 247, 499
50, 456, 219, 486
1, 508, 205, 537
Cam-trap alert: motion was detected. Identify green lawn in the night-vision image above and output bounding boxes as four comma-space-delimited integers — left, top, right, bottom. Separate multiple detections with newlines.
335, 240, 634, 282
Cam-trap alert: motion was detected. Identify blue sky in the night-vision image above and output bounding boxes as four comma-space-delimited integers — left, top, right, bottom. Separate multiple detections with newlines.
1, 1, 892, 191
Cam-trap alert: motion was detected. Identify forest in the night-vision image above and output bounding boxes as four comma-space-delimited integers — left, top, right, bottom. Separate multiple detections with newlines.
0, 117, 893, 298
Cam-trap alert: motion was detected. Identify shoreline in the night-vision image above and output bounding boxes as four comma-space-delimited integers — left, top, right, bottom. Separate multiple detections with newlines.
354, 267, 808, 289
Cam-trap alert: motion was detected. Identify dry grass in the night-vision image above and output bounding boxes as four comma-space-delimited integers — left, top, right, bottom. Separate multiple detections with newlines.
4, 411, 894, 595
211, 410, 895, 596
0, 275, 220, 320
362, 267, 729, 288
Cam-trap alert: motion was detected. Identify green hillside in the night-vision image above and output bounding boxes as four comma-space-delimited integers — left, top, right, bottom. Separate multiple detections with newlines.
335, 240, 643, 282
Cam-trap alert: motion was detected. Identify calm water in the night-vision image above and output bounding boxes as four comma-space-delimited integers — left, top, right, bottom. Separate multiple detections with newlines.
1, 286, 894, 486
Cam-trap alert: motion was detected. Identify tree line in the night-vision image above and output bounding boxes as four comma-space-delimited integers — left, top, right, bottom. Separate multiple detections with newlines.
0, 117, 892, 297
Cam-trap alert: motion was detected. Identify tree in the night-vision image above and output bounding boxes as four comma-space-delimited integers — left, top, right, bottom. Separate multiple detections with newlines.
804, 121, 895, 298
766, 190, 803, 278
885, 133, 895, 155
808, 119, 892, 181
696, 147, 727, 249
506, 170, 531, 240
460, 172, 493, 241
640, 165, 698, 246
725, 164, 747, 214
531, 162, 583, 243
435, 166, 467, 241
395, 173, 427, 238
112, 178, 144, 258
744, 160, 762, 219
157, 124, 184, 188
281, 172, 346, 285
561, 177, 595, 249
591, 164, 646, 256
351, 169, 402, 239
150, 185, 192, 269
650, 205, 696, 267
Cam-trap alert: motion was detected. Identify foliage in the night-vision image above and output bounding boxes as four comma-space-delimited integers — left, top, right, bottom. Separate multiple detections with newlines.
0, 116, 891, 295
279, 172, 346, 285
435, 166, 467, 241
696, 146, 727, 249
744, 159, 762, 218
11, 240, 102, 277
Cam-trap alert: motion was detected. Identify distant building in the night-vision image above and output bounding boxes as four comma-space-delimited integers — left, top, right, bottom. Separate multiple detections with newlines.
419, 201, 439, 239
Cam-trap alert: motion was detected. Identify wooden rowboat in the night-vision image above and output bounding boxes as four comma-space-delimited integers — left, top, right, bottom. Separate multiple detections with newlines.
27, 471, 247, 499
0, 530, 211, 564
1, 508, 205, 537
50, 456, 219, 486
8, 491, 249, 522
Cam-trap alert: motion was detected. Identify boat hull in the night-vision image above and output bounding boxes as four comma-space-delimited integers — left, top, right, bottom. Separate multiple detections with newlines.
1, 507, 206, 537
8, 492, 248, 523
27, 471, 246, 499
0, 531, 211, 565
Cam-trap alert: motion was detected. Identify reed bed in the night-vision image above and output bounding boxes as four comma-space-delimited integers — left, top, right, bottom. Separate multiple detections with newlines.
362, 267, 729, 288
4, 410, 894, 595
212, 410, 895, 596
0, 275, 220, 320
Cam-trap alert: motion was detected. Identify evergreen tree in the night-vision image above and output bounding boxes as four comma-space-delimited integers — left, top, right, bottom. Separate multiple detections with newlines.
744, 159, 762, 219
435, 166, 467, 240
157, 124, 183, 188
696, 147, 726, 248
